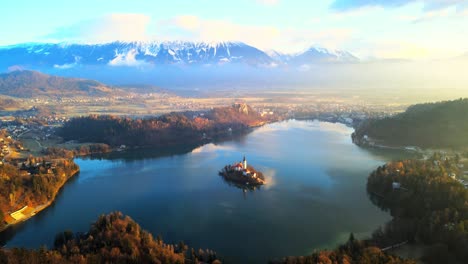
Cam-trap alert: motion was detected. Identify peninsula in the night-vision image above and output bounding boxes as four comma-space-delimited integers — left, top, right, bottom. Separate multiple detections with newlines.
219, 155, 265, 188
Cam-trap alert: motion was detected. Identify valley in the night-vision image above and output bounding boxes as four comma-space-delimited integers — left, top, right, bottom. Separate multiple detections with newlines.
1, 2, 467, 262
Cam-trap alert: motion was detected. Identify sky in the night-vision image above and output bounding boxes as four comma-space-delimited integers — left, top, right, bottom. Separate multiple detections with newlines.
1, 0, 468, 60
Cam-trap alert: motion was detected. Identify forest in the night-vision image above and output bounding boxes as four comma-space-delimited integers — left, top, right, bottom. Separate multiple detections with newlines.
353, 98, 468, 148
2, 211, 414, 264
366, 154, 468, 263
59, 104, 269, 148
0, 211, 221, 263
0, 156, 79, 229
274, 153, 468, 264
43, 143, 111, 158
271, 234, 414, 264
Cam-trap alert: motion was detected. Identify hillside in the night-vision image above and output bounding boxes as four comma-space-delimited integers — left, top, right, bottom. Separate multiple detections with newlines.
366, 157, 468, 263
271, 236, 414, 264
59, 103, 270, 147
0, 212, 221, 263
0, 97, 20, 110
0, 70, 122, 98
353, 98, 468, 148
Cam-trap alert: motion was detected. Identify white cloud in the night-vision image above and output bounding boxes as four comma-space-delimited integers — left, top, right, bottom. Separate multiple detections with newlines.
40, 10, 467, 60
331, 0, 468, 12
53, 63, 76, 69
256, 0, 279, 6
46, 13, 151, 43
411, 7, 452, 23
359, 39, 463, 60
54, 56, 81, 69
42, 13, 353, 54
108, 49, 147, 66
158, 15, 353, 53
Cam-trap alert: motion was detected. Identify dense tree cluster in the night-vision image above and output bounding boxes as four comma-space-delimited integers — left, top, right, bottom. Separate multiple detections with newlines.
59, 104, 267, 147
0, 157, 79, 227
43, 143, 111, 158
367, 155, 468, 263
353, 98, 468, 148
271, 234, 415, 264
0, 212, 221, 264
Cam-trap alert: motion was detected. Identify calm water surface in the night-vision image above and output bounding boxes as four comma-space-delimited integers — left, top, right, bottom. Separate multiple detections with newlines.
1, 120, 414, 263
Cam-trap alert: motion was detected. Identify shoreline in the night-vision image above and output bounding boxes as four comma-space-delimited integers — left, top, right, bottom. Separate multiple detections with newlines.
70, 125, 262, 158
0, 123, 266, 235
0, 168, 80, 235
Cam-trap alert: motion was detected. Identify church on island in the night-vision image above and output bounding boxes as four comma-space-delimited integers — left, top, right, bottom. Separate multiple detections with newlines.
219, 155, 265, 187
233, 156, 258, 178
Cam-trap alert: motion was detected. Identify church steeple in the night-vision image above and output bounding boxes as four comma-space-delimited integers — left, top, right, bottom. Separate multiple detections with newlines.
243, 155, 247, 169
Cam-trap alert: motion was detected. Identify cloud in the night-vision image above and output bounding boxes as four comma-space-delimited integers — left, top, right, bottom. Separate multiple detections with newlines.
331, 0, 468, 12
108, 49, 147, 66
256, 0, 279, 6
362, 40, 438, 60
41, 12, 353, 54
54, 56, 81, 69
411, 8, 452, 23
45, 13, 151, 43
159, 16, 281, 45
7, 65, 25, 72
158, 15, 353, 53
262, 168, 277, 190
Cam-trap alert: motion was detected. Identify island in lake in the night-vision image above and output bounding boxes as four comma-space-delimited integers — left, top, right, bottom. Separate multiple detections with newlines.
219, 156, 265, 188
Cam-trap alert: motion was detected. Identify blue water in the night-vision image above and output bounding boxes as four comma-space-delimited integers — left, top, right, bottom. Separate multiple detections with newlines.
0, 120, 413, 263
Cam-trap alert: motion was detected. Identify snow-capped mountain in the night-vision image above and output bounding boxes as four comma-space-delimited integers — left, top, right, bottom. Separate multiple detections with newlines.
268, 47, 359, 65
0, 41, 359, 70
0, 41, 275, 68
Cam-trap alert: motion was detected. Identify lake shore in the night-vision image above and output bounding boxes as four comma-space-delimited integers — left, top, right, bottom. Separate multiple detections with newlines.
0, 167, 80, 234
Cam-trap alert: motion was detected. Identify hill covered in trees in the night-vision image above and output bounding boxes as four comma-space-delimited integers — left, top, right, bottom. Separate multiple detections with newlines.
2, 211, 413, 264
0, 211, 221, 263
367, 155, 468, 263
273, 153, 468, 264
59, 104, 270, 148
353, 98, 468, 148
271, 235, 415, 264
0, 70, 125, 98
0, 157, 79, 231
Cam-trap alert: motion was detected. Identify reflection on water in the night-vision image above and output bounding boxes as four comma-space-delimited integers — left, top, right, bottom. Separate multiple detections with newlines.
0, 120, 415, 263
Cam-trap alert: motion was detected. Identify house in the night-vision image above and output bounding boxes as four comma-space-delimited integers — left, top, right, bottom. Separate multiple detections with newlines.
449, 173, 457, 179
234, 163, 243, 171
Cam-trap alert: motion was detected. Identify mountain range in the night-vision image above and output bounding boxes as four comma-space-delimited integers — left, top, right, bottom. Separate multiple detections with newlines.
0, 41, 359, 70
1, 41, 464, 91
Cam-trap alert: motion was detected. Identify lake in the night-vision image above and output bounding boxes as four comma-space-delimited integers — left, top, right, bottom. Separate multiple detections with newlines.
0, 120, 414, 263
